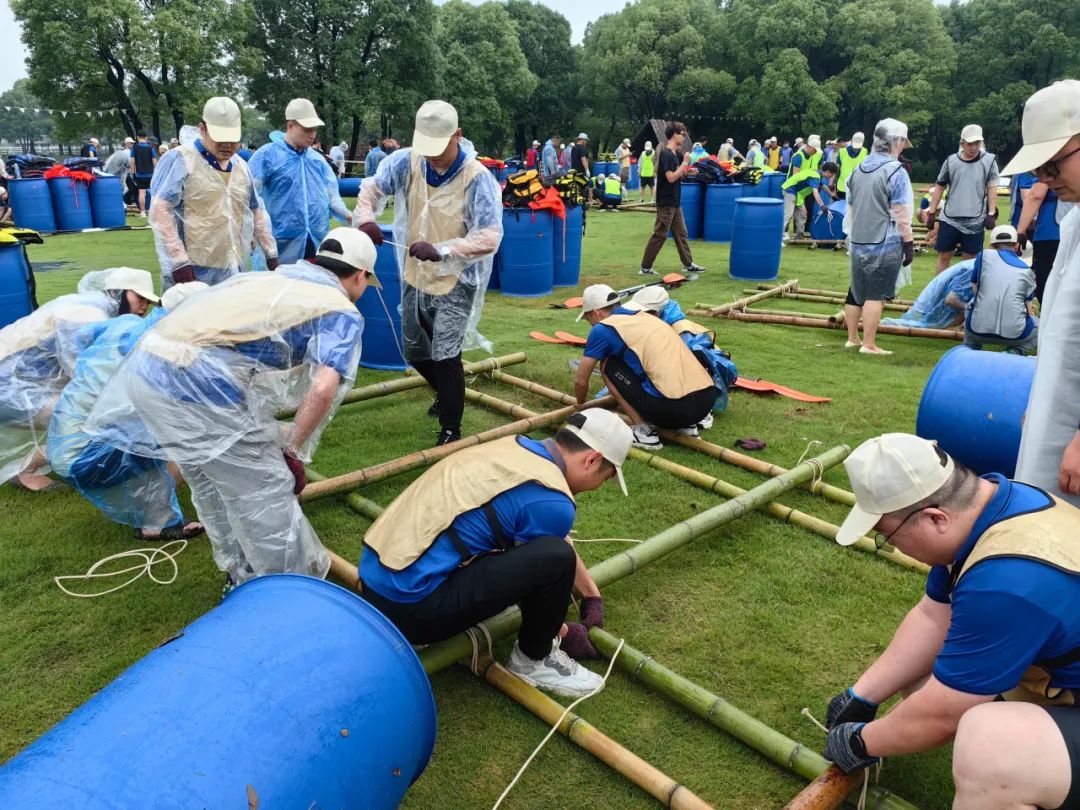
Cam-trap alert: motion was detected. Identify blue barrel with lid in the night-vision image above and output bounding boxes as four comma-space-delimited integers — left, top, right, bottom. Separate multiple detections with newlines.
0, 243, 34, 329
703, 183, 746, 243
729, 198, 784, 281
499, 209, 554, 297
48, 177, 92, 231
553, 205, 584, 287
89, 175, 127, 228
357, 225, 407, 370
670, 182, 705, 240
9, 179, 56, 232
338, 177, 361, 197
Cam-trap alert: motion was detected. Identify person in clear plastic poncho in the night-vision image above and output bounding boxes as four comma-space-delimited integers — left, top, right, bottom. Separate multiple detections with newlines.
842, 118, 915, 356
0, 268, 159, 492
881, 258, 975, 330
149, 97, 279, 291
85, 230, 379, 589
354, 99, 503, 446
247, 98, 352, 266
47, 283, 209, 539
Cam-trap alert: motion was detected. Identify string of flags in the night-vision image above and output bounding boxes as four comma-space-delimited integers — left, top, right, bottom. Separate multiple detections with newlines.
2, 106, 118, 118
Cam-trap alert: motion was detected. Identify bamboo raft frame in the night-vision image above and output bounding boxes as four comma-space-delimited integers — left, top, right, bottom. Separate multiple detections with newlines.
705, 279, 800, 316
748, 291, 909, 313
694, 310, 963, 341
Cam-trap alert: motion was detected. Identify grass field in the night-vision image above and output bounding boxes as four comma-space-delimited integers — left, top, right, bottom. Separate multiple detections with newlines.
1, 198, 1007, 808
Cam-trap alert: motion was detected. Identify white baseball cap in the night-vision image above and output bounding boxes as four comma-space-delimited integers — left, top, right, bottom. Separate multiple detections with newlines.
990, 224, 1019, 244
123, 137, 134, 145
563, 409, 632, 496
161, 281, 209, 310
960, 124, 984, 144
577, 132, 589, 141
103, 267, 160, 303
807, 134, 822, 150
412, 100, 459, 158
851, 132, 865, 148
201, 97, 242, 143
836, 433, 954, 546
795, 137, 805, 145
644, 141, 653, 149
576, 283, 620, 322
532, 140, 540, 146
622, 138, 631, 146
316, 229, 381, 287
285, 98, 324, 129
630, 285, 670, 312
1001, 80, 1080, 176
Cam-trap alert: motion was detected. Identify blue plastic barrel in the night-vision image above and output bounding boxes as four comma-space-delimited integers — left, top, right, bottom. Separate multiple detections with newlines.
763, 173, 785, 199
338, 177, 361, 197
89, 176, 126, 229
0, 575, 437, 809
729, 198, 784, 281
0, 243, 34, 330
626, 163, 640, 190
553, 205, 584, 287
488, 248, 501, 291
703, 184, 746, 243
677, 182, 705, 240
48, 177, 93, 231
810, 199, 846, 240
497, 167, 512, 184
358, 225, 407, 371
916, 346, 1036, 477
499, 209, 554, 297
8, 179, 56, 232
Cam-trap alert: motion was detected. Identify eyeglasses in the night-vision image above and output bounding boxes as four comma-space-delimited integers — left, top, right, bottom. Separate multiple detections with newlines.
874, 504, 938, 549
1034, 144, 1080, 179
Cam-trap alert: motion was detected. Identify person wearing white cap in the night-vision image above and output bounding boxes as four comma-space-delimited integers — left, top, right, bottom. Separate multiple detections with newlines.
85, 230, 379, 593
926, 123, 1000, 274
842, 118, 914, 355
352, 99, 503, 446
571, 132, 591, 179
526, 139, 540, 170
148, 96, 279, 290
103, 138, 135, 192
836, 132, 867, 199
962, 224, 1038, 354
47, 282, 209, 539
745, 139, 765, 169
1005, 79, 1080, 510
247, 98, 352, 266
638, 140, 656, 202
765, 137, 781, 171
574, 283, 718, 448
615, 137, 633, 187
0, 268, 159, 492
329, 141, 348, 176
821, 433, 1080, 810
359, 408, 632, 697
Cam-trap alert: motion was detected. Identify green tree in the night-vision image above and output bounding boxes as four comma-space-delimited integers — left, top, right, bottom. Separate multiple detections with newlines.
0, 80, 54, 153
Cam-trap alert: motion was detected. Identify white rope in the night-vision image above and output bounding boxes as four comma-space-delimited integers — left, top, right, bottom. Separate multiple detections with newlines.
373, 285, 407, 368
54, 540, 188, 598
799, 706, 880, 810
795, 439, 825, 491
491, 638, 625, 810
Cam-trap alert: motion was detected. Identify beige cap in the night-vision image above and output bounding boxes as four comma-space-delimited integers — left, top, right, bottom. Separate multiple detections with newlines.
644, 141, 653, 150
123, 137, 134, 145
576, 283, 620, 322
851, 131, 866, 148
960, 124, 984, 144
201, 97, 242, 143
990, 224, 1019, 244
630, 285, 670, 312
412, 100, 459, 158
161, 281, 209, 310
285, 98, 324, 129
1002, 80, 1080, 176
622, 138, 631, 146
316, 229, 381, 287
104, 267, 160, 303
836, 433, 954, 546
807, 134, 822, 150
563, 409, 632, 496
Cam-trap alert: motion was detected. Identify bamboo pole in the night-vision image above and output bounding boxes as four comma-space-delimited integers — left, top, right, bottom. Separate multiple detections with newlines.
480, 658, 715, 810
417, 445, 850, 674
776, 293, 908, 313
752, 285, 915, 307
706, 280, 799, 317
588, 630, 916, 810
717, 311, 963, 341
742, 308, 836, 321
305, 469, 385, 521
784, 767, 863, 810
302, 469, 382, 591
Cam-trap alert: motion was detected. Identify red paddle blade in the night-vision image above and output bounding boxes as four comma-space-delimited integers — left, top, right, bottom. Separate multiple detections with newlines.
661, 273, 687, 286
561, 296, 584, 309
554, 331, 587, 347
529, 331, 566, 344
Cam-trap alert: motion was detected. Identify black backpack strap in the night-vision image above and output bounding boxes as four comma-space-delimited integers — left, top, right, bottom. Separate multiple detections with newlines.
445, 524, 473, 565
1037, 644, 1080, 672
484, 502, 514, 552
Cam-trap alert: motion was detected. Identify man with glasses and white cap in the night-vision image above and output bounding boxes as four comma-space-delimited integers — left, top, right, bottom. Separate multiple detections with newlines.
926, 123, 1000, 274
353, 99, 502, 447
149, 96, 279, 290
821, 433, 1080, 809
359, 408, 632, 697
1005, 80, 1080, 511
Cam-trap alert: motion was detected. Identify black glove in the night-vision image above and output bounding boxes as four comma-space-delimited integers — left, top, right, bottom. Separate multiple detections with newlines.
560, 622, 600, 659
1018, 224, 1034, 251
580, 596, 604, 629
902, 241, 914, 267
408, 241, 442, 262
984, 211, 998, 230
925, 211, 937, 230
172, 264, 196, 285
266, 256, 280, 271
824, 722, 879, 774
358, 221, 384, 246
825, 688, 879, 728
283, 450, 306, 496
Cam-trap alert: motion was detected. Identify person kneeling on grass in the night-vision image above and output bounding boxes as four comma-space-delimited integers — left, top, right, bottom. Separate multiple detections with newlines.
597, 173, 623, 211
963, 224, 1039, 355
821, 433, 1080, 810
573, 284, 718, 451
359, 409, 632, 698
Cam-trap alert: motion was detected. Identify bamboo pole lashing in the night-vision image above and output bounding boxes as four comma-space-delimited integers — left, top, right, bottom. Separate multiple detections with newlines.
719, 311, 963, 341
783, 767, 863, 810
706, 279, 799, 317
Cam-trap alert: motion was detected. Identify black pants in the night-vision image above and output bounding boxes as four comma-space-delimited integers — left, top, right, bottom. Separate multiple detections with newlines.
362, 536, 576, 660
604, 355, 717, 429
1033, 239, 1060, 305
411, 354, 465, 431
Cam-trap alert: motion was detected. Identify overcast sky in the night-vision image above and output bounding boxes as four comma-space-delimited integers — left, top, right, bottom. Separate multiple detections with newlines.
0, 0, 627, 96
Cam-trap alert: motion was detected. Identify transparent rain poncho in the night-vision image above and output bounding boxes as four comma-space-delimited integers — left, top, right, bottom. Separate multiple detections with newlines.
353, 137, 502, 362
247, 131, 351, 266
85, 263, 363, 581
882, 259, 975, 330
149, 140, 277, 289
0, 269, 126, 483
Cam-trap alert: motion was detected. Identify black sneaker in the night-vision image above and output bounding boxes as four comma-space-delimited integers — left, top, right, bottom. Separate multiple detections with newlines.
683, 263, 708, 273
639, 266, 657, 275
435, 428, 461, 446
427, 397, 440, 418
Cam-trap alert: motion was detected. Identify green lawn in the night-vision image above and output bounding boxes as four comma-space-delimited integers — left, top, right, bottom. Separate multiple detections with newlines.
1, 201, 1005, 808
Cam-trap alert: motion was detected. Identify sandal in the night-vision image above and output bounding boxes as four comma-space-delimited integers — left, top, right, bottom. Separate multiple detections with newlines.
10, 476, 65, 493
134, 520, 205, 542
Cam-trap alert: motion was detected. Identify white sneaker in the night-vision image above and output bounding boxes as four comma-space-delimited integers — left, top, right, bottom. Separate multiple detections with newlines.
844, 340, 861, 349
631, 424, 663, 450
698, 412, 714, 431
678, 425, 700, 438
506, 638, 604, 698
859, 346, 893, 356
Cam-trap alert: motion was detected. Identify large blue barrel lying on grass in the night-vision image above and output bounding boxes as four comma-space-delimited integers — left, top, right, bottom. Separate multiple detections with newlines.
338, 177, 361, 197
553, 205, 584, 287
9, 178, 56, 232
810, 199, 846, 241
675, 182, 705, 240
48, 177, 92, 231
729, 198, 784, 281
0, 243, 34, 330
499, 209, 553, 297
358, 225, 407, 370
916, 346, 1036, 477
89, 175, 127, 228
0, 575, 437, 809
703, 183, 746, 243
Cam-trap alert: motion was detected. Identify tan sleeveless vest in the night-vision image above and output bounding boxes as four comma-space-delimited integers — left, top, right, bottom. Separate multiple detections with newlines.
364, 436, 574, 571
177, 144, 255, 271
403, 151, 486, 295
604, 313, 713, 399
953, 496, 1080, 705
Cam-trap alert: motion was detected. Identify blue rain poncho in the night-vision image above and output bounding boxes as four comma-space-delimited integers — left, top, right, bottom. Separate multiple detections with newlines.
882, 260, 975, 330
247, 132, 351, 265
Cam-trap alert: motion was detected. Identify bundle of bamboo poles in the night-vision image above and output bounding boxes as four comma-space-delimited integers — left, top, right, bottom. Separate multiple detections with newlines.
744, 290, 909, 313
751, 285, 915, 308
705, 279, 799, 316
713, 310, 963, 341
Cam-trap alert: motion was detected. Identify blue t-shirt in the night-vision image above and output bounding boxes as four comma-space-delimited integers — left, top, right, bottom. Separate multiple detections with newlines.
926, 474, 1080, 694
360, 436, 576, 602
784, 174, 820, 197
1010, 172, 1036, 228
1035, 188, 1062, 243
583, 307, 662, 398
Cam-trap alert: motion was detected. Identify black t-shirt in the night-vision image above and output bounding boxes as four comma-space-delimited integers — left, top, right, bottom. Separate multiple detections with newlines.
656, 148, 681, 207
132, 142, 156, 177
570, 144, 589, 174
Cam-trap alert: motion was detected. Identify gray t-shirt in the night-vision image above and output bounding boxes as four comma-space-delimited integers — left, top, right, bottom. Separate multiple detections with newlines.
937, 152, 999, 234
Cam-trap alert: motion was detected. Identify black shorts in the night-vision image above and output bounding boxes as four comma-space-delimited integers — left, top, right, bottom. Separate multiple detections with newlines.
135, 176, 152, 190
640, 176, 655, 188
1045, 705, 1080, 810
603, 355, 717, 429
936, 221, 983, 255
1033, 239, 1060, 303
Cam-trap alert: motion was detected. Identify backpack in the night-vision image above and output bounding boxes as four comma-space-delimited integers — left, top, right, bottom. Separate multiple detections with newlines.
503, 169, 543, 208
683, 331, 738, 411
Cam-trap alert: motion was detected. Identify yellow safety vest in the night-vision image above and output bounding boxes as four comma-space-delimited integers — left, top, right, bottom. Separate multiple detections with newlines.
837, 145, 868, 193
603, 312, 713, 399
604, 176, 622, 196
640, 151, 655, 178
176, 144, 256, 271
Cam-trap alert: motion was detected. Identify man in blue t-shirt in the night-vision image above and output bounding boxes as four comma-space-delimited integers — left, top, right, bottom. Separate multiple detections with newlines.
1015, 174, 1064, 303
820, 434, 1080, 810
